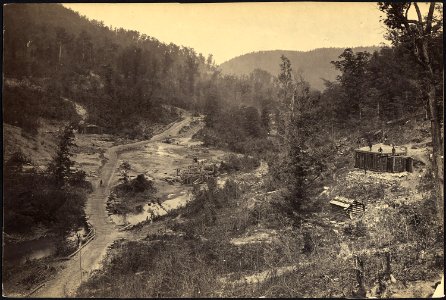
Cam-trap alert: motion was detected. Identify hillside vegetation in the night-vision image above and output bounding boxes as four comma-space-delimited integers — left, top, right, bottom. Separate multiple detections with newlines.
79, 18, 443, 298
3, 2, 443, 298
3, 3, 215, 136
219, 47, 380, 91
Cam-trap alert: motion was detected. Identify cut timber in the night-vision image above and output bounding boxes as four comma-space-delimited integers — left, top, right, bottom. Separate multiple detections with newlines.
178, 161, 217, 185
330, 196, 365, 219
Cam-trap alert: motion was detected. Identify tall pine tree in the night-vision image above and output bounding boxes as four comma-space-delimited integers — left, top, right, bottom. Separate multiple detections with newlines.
48, 124, 76, 188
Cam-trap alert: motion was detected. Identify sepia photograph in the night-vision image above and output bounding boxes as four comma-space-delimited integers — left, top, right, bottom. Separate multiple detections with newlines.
2, 2, 444, 298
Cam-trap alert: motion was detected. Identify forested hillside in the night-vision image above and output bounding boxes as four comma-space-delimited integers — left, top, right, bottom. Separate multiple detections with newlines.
219, 47, 380, 91
3, 3, 215, 135
2, 3, 276, 237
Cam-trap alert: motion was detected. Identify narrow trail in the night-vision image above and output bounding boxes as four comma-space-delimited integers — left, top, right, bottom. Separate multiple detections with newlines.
34, 115, 193, 298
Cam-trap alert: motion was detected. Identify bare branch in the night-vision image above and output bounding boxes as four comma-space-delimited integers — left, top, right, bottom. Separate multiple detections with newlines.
413, 3, 423, 23
405, 2, 411, 19
425, 2, 436, 34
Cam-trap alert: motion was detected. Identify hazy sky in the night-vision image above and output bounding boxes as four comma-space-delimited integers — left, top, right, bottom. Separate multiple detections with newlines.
63, 2, 390, 64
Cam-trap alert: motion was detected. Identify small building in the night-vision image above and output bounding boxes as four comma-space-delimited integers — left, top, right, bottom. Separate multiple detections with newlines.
330, 196, 365, 219
354, 143, 413, 173
79, 124, 103, 134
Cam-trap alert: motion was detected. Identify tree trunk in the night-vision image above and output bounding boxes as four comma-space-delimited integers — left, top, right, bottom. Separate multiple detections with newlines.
427, 80, 444, 223
58, 43, 62, 65
423, 40, 444, 226
26, 42, 32, 77
82, 40, 85, 62
384, 251, 391, 281
354, 255, 366, 298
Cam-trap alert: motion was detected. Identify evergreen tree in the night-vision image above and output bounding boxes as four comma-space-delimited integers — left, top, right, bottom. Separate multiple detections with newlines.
331, 49, 371, 120
278, 55, 294, 109
48, 124, 76, 188
260, 106, 270, 132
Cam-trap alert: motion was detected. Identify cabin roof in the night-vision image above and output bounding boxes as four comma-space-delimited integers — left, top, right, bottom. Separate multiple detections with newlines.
330, 196, 356, 209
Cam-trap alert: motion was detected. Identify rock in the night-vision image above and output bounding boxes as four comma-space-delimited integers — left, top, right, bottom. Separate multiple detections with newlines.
390, 274, 397, 283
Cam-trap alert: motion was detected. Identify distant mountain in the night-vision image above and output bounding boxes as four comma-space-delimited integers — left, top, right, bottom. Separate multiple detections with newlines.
219, 47, 381, 91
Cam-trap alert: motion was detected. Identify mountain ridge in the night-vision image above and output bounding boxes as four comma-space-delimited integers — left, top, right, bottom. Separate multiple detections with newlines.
219, 46, 381, 90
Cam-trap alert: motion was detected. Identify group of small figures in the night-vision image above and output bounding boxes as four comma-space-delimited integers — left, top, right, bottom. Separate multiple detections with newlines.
357, 135, 396, 155
378, 145, 397, 155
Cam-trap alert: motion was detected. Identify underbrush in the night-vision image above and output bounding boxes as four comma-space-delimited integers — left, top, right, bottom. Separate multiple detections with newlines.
341, 183, 386, 204
3, 85, 78, 136
194, 127, 274, 156
77, 227, 320, 297
109, 174, 158, 214
173, 178, 240, 234
2, 257, 59, 295
3, 151, 91, 238
3, 172, 89, 237
220, 154, 260, 173
78, 131, 442, 298
81, 94, 181, 138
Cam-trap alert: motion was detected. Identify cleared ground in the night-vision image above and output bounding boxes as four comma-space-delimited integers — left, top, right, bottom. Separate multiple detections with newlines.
31, 113, 205, 297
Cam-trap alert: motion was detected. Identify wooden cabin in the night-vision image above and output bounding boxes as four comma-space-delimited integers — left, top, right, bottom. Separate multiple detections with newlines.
330, 196, 365, 219
354, 143, 413, 173
79, 124, 103, 134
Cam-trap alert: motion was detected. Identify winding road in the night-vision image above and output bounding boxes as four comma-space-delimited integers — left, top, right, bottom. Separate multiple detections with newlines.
34, 115, 194, 297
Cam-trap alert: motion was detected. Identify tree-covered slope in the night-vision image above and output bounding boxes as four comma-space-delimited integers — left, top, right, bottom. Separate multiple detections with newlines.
219, 47, 380, 91
3, 3, 216, 134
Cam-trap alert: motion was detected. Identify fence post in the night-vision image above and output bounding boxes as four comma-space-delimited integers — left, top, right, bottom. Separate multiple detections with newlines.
354, 255, 366, 298
384, 251, 391, 281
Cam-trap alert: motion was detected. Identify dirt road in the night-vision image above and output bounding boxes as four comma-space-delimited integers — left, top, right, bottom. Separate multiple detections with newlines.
33, 115, 194, 297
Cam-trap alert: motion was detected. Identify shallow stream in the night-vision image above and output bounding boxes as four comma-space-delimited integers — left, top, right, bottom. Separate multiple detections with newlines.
110, 190, 191, 226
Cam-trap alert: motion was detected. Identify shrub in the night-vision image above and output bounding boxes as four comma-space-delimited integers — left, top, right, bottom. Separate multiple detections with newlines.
115, 174, 156, 196
343, 183, 385, 204
111, 174, 158, 214
220, 154, 260, 173
68, 170, 93, 191
5, 151, 32, 167
302, 231, 315, 254
3, 211, 34, 234
120, 161, 132, 171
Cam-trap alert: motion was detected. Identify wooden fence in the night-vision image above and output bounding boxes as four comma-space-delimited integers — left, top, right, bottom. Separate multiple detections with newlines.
354, 151, 413, 173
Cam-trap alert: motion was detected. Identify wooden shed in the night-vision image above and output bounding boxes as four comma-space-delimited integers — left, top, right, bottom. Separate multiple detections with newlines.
354, 143, 413, 173
330, 196, 365, 219
79, 124, 103, 134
